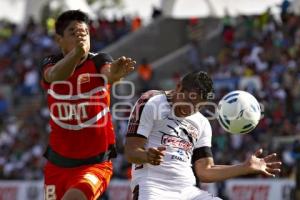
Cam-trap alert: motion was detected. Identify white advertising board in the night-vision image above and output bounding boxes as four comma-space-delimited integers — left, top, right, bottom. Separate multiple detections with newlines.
0, 179, 295, 200
226, 179, 295, 200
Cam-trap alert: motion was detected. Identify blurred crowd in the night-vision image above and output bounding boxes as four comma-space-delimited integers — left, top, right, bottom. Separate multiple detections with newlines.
0, 6, 299, 199
210, 10, 300, 180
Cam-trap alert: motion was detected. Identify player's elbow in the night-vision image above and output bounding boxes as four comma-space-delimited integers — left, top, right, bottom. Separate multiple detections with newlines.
198, 177, 215, 183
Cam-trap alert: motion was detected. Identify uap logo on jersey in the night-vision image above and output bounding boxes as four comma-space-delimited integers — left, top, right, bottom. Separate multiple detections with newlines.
50, 102, 110, 130
48, 82, 111, 130
161, 134, 193, 154
51, 102, 90, 121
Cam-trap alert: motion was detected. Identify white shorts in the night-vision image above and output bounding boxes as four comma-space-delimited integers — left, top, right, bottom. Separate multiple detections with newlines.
132, 183, 222, 200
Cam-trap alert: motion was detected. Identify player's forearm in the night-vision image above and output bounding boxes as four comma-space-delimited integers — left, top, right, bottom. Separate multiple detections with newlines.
45, 49, 83, 82
124, 147, 148, 164
196, 164, 250, 183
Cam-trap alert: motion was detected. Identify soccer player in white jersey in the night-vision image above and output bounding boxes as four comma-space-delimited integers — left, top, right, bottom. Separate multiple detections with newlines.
124, 71, 281, 200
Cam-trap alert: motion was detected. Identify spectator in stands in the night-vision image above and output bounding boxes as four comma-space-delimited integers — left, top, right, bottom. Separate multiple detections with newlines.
137, 58, 153, 92
152, 6, 162, 19
222, 15, 235, 47
280, 0, 291, 22
187, 40, 201, 71
0, 94, 8, 117
131, 16, 142, 32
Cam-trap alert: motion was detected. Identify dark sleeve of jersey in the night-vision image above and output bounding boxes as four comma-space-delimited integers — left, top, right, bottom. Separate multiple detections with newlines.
40, 55, 62, 83
91, 53, 113, 73
192, 146, 213, 164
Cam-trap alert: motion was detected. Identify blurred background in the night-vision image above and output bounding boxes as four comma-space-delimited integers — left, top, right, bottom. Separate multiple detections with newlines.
0, 0, 300, 199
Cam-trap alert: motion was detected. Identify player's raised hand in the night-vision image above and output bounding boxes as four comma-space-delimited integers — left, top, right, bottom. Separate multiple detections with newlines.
110, 56, 136, 80
147, 146, 166, 166
243, 148, 282, 177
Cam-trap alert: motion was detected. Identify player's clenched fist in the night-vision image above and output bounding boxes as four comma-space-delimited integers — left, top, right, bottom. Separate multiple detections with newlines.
146, 146, 166, 166
74, 27, 89, 57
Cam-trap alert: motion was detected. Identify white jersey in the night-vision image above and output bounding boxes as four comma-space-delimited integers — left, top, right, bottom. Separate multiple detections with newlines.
127, 90, 212, 191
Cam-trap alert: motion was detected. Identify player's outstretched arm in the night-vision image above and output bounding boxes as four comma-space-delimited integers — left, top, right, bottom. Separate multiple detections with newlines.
194, 148, 281, 183
101, 56, 136, 84
44, 28, 88, 82
125, 137, 166, 165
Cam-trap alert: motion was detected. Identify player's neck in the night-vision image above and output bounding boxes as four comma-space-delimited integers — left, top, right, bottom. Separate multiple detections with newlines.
165, 90, 192, 118
165, 90, 175, 104
61, 50, 89, 66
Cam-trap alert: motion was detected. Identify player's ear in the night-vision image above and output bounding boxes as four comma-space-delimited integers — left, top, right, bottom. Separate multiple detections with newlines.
54, 34, 63, 46
175, 83, 183, 92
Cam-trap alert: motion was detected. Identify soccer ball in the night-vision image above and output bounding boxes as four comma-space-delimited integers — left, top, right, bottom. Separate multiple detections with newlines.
217, 90, 261, 134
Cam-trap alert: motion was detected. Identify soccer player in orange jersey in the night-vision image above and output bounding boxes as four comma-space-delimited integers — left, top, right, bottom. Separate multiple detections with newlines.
41, 10, 135, 200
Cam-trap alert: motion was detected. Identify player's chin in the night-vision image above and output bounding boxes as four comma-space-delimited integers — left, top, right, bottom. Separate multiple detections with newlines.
179, 108, 195, 117
85, 43, 91, 53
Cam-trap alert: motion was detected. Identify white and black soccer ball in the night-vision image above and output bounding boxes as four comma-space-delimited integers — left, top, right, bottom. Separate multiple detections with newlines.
217, 90, 261, 134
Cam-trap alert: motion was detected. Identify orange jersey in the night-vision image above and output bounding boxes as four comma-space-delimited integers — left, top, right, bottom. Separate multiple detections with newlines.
41, 53, 115, 159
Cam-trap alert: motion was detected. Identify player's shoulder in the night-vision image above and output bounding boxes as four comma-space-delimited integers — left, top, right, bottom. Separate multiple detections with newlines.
89, 52, 113, 72
190, 111, 210, 128
42, 54, 63, 67
139, 90, 166, 104
89, 52, 113, 64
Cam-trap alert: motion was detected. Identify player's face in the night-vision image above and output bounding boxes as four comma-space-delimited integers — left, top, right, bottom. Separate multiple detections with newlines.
173, 85, 202, 117
56, 21, 90, 55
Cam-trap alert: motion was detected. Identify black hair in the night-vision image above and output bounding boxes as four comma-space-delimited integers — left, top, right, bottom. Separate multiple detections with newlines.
55, 10, 89, 36
181, 71, 214, 100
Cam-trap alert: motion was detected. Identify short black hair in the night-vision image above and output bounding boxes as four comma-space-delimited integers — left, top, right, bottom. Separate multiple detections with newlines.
181, 71, 214, 100
55, 10, 89, 36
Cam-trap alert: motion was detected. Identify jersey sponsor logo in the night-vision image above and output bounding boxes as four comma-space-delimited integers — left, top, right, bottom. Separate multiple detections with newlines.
78, 73, 90, 84
166, 116, 199, 144
171, 155, 187, 162
161, 134, 193, 153
76, 74, 108, 100
170, 149, 188, 162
